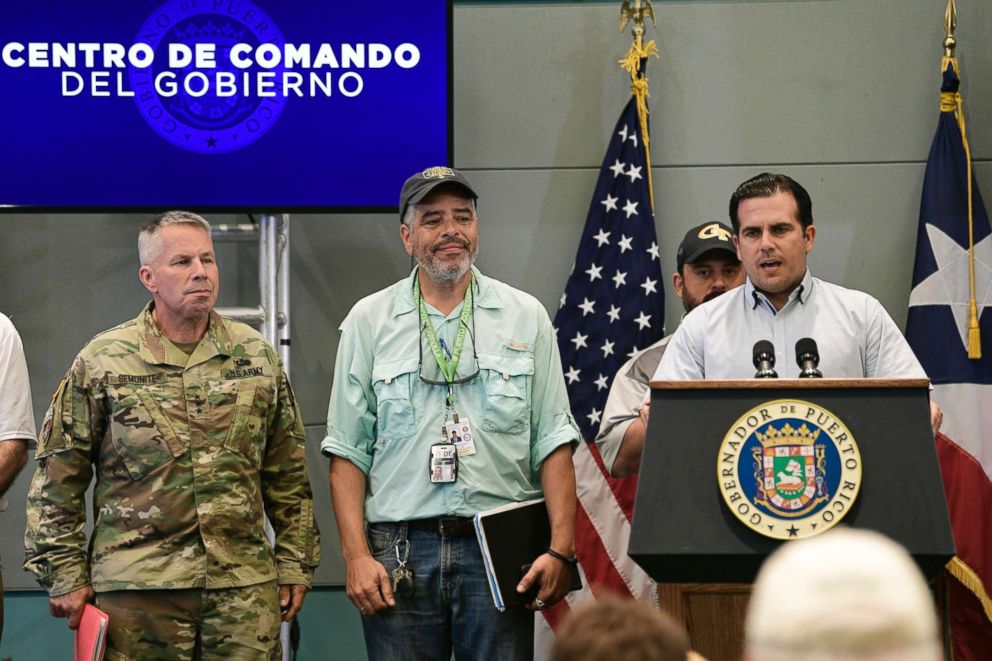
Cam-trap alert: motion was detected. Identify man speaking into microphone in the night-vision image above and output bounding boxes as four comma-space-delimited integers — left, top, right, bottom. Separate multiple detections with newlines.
654, 173, 941, 431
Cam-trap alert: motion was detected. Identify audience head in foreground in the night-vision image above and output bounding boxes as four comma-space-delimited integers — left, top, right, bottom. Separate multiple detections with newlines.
552, 594, 690, 661
746, 527, 942, 661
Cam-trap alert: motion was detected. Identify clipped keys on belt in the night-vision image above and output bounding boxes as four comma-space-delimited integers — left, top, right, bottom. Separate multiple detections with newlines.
391, 538, 415, 598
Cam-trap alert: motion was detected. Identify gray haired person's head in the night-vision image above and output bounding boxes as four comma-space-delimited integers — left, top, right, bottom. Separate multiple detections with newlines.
138, 211, 212, 266
746, 528, 942, 661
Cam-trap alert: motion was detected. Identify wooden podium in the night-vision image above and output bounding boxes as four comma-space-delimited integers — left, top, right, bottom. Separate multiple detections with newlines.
629, 379, 954, 661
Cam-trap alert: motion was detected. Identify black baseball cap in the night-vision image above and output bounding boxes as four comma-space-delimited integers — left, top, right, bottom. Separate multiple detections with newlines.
676, 222, 738, 270
399, 166, 478, 222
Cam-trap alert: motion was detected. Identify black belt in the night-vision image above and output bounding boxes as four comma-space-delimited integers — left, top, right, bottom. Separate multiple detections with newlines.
406, 516, 476, 537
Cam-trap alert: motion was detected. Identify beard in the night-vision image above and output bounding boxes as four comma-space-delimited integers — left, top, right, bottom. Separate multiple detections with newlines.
416, 239, 478, 285
682, 289, 723, 314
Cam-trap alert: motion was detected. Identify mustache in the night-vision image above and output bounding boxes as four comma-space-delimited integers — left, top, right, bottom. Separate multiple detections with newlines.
432, 239, 470, 252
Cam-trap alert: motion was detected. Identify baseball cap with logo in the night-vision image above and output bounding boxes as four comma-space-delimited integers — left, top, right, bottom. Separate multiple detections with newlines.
398, 166, 478, 222
676, 221, 738, 271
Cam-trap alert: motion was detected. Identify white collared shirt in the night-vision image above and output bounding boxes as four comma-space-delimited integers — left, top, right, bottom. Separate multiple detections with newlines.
654, 270, 927, 381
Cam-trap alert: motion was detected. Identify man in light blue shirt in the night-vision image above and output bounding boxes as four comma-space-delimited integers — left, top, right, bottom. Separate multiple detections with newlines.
322, 166, 579, 660
654, 173, 941, 429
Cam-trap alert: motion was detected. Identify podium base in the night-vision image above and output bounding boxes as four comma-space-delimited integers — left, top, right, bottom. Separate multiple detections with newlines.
658, 583, 750, 661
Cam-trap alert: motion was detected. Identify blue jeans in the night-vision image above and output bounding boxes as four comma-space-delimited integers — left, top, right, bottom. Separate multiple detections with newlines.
361, 522, 533, 661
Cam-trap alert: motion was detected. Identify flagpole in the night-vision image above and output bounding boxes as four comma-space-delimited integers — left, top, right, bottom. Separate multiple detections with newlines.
940, 0, 982, 359
618, 0, 659, 212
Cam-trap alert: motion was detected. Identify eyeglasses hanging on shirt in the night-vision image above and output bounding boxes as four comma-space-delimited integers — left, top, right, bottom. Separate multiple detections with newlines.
413, 272, 481, 483
415, 275, 481, 390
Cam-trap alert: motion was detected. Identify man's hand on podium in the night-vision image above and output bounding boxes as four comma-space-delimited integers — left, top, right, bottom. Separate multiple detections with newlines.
929, 401, 943, 435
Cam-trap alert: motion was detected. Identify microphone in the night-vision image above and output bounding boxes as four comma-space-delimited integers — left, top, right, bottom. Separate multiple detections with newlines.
752, 340, 778, 379
796, 337, 823, 378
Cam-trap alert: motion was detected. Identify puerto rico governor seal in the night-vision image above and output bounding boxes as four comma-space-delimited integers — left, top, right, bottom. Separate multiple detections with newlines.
128, 0, 287, 153
717, 399, 862, 540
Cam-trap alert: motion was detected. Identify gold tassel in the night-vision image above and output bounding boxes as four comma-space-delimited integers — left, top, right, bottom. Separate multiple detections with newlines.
941, 56, 982, 359
967, 302, 982, 358
618, 39, 659, 212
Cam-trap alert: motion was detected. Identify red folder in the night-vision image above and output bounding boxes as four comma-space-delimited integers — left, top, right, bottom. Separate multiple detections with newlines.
74, 604, 109, 661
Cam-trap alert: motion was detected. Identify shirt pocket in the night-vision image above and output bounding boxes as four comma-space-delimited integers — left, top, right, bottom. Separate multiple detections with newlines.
478, 352, 534, 435
372, 357, 419, 441
211, 374, 274, 468
108, 383, 185, 480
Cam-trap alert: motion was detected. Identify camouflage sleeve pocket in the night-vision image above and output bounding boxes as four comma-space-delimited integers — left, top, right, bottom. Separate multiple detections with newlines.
37, 378, 74, 458
223, 382, 266, 467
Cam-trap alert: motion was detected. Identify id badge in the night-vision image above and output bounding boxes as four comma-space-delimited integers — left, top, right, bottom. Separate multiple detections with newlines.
429, 443, 458, 483
444, 417, 477, 457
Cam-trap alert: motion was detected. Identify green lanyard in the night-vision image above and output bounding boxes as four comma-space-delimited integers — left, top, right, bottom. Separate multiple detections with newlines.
414, 272, 474, 385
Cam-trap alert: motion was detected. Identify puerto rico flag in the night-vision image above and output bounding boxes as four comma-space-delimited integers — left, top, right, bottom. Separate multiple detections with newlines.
906, 59, 992, 659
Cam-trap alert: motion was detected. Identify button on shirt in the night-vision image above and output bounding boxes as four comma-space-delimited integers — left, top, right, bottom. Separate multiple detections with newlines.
321, 268, 579, 523
654, 270, 927, 381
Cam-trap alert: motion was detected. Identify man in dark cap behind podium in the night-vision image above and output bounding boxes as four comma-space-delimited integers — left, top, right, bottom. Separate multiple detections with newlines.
596, 221, 743, 477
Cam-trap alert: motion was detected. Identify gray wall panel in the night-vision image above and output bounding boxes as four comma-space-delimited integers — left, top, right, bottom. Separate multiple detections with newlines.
455, 1, 991, 168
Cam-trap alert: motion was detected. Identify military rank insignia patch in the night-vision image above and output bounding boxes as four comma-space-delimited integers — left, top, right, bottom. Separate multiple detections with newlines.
717, 399, 863, 540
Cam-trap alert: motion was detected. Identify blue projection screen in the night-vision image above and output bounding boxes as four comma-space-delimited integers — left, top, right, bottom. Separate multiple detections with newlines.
0, 1, 452, 212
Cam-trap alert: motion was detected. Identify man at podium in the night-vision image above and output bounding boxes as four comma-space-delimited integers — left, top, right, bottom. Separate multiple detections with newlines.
653, 173, 941, 430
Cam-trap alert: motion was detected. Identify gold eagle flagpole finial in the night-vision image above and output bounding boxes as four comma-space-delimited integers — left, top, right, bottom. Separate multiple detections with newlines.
618, 0, 659, 211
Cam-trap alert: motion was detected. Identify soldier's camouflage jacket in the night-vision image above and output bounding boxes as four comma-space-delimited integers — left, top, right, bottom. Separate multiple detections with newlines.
24, 304, 320, 596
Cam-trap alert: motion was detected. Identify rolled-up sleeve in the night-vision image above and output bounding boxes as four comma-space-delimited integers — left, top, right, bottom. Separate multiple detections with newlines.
529, 313, 579, 474
321, 319, 378, 474
594, 370, 642, 474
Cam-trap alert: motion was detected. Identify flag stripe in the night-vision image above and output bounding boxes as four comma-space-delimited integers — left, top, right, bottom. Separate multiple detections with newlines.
933, 383, 992, 482
534, 609, 555, 659
936, 431, 992, 608
582, 437, 639, 521
574, 442, 656, 601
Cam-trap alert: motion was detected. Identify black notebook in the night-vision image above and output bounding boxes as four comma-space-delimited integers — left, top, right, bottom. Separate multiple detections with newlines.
473, 498, 582, 611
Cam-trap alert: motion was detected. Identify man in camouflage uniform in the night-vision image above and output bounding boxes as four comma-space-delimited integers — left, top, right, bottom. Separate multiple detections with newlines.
24, 211, 319, 660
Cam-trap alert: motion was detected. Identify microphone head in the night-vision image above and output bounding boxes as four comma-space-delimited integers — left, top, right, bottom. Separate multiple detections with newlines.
753, 340, 775, 366
795, 337, 819, 365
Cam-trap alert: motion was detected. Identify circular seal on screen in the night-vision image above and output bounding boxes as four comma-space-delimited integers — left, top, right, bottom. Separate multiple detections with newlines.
128, 0, 287, 153
717, 399, 862, 540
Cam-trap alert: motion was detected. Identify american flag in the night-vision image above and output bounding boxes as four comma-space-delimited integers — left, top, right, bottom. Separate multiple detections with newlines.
906, 59, 992, 658
538, 95, 663, 645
